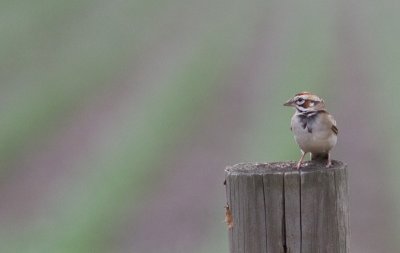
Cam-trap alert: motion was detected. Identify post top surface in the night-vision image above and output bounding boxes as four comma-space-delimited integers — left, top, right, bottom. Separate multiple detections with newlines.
225, 160, 346, 175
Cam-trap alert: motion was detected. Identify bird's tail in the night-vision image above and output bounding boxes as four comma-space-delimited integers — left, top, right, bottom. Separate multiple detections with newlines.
311, 152, 328, 162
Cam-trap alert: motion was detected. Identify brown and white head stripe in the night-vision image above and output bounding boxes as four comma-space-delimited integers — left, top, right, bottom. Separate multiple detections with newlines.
284, 91, 326, 114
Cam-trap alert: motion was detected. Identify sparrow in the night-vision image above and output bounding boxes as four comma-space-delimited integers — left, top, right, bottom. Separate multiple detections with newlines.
284, 92, 338, 169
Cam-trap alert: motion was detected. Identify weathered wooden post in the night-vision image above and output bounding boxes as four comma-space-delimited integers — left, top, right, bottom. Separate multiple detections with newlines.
225, 161, 349, 253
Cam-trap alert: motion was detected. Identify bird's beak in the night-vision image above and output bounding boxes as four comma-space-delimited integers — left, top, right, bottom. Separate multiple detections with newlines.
283, 98, 294, 106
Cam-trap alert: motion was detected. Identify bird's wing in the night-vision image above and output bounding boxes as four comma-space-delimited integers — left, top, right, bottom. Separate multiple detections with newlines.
328, 114, 338, 135
331, 125, 338, 135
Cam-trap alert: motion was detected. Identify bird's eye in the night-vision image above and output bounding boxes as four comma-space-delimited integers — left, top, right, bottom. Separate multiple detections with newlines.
296, 98, 304, 105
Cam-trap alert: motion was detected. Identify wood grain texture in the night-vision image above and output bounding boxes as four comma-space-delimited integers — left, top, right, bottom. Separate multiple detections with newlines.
263, 172, 284, 252
284, 171, 301, 253
225, 161, 349, 253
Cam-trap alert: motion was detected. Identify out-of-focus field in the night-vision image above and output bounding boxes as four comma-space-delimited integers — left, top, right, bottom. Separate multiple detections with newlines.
0, 0, 399, 252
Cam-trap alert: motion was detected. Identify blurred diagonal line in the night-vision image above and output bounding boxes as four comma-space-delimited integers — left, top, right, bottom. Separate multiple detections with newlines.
0, 1, 243, 252
122, 61, 256, 253
0, 0, 189, 174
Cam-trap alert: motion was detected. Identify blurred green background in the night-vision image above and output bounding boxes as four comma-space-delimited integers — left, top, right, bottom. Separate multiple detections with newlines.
1, 0, 399, 252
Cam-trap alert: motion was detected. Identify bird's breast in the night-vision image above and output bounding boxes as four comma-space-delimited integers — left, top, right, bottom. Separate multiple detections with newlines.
291, 114, 337, 153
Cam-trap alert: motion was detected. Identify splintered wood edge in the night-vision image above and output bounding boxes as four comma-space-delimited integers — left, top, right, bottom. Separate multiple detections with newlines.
225, 160, 346, 175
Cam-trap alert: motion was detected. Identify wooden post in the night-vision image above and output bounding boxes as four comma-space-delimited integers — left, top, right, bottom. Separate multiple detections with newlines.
225, 161, 349, 253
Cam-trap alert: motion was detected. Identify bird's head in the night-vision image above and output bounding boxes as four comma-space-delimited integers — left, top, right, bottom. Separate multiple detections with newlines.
283, 92, 325, 113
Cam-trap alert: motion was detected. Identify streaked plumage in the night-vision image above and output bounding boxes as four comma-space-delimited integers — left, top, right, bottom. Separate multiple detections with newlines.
284, 92, 338, 169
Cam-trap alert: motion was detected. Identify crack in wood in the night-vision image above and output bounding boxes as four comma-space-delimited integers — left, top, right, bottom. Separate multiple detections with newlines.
262, 176, 268, 252
282, 174, 288, 253
299, 171, 302, 253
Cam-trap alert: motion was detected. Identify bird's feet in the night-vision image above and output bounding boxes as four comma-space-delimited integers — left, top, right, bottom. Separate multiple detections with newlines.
295, 151, 307, 170
326, 160, 332, 168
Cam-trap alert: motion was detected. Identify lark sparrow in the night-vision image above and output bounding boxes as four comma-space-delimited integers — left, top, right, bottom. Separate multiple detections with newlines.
284, 92, 338, 169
